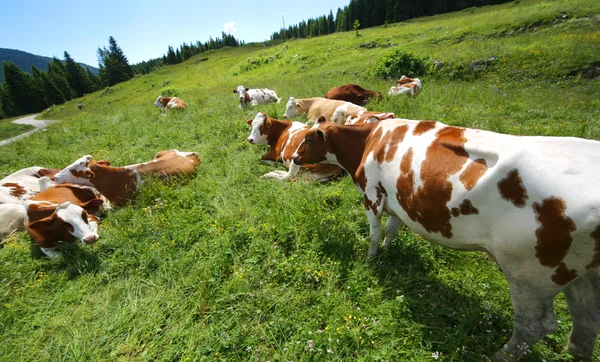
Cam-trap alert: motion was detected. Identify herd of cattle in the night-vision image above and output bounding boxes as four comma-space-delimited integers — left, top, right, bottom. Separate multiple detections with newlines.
3, 74, 600, 361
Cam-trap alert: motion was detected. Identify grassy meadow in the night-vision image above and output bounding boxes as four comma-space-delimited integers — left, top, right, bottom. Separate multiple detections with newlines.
1, 0, 600, 360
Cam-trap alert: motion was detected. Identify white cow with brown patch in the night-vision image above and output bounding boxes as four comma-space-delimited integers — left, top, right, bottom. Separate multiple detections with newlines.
283, 97, 367, 124
154, 96, 188, 110
387, 75, 422, 98
246, 112, 344, 181
233, 85, 281, 108
293, 117, 600, 361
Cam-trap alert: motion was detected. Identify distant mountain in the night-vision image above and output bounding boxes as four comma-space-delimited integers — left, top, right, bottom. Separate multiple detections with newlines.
0, 48, 99, 82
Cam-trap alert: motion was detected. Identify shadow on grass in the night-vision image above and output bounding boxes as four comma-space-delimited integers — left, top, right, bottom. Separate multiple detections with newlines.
30, 242, 102, 279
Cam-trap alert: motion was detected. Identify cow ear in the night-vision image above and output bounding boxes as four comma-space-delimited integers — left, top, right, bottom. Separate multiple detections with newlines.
85, 170, 95, 179
233, 89, 237, 93
28, 214, 56, 230
96, 160, 111, 166
246, 119, 253, 126
82, 198, 104, 214
317, 130, 325, 141
316, 116, 327, 124
245, 88, 249, 92
296, 102, 303, 109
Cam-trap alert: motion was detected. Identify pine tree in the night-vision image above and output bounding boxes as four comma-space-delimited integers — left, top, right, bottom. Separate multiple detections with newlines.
2, 61, 45, 114
30, 66, 50, 109
166, 46, 179, 65
64, 51, 96, 97
97, 36, 134, 86
47, 57, 75, 100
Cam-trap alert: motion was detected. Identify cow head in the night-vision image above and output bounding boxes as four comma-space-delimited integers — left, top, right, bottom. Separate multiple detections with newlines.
283, 97, 302, 119
293, 117, 331, 165
234, 85, 250, 107
246, 112, 270, 145
27, 201, 102, 246
154, 96, 165, 108
53, 155, 95, 186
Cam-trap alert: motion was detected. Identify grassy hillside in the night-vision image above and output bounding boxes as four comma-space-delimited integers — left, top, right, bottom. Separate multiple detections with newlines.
1, 0, 599, 361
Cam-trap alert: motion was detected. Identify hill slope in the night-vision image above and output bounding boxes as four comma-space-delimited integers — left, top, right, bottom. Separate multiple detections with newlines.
0, 0, 599, 361
0, 48, 99, 82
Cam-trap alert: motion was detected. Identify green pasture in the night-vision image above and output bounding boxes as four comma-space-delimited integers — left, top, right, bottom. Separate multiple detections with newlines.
1, 0, 599, 360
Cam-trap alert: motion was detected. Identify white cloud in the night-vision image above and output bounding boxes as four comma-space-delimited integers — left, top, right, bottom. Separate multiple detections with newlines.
224, 21, 236, 34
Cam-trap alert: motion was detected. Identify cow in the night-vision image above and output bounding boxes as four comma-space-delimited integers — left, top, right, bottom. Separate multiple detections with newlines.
233, 85, 281, 108
345, 111, 396, 125
387, 75, 422, 98
246, 112, 344, 181
25, 184, 104, 258
52, 150, 200, 206
324, 84, 382, 105
154, 96, 188, 111
0, 203, 26, 240
0, 167, 62, 204
283, 97, 367, 124
293, 117, 600, 362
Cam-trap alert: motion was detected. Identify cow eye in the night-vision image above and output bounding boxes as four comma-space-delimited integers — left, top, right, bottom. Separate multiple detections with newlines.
305, 137, 312, 143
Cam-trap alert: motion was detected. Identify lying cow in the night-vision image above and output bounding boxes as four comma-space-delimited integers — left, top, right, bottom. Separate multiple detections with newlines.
154, 96, 188, 111
387, 75, 422, 98
0, 167, 61, 204
246, 112, 343, 181
345, 111, 396, 125
52, 149, 200, 206
283, 97, 366, 124
233, 85, 281, 108
293, 117, 600, 361
324, 84, 382, 105
25, 184, 104, 258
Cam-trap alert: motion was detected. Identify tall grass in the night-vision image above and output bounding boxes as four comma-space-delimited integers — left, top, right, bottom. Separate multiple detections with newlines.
1, 0, 599, 360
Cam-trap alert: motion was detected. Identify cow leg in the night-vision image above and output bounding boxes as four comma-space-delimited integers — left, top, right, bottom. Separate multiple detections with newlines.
366, 210, 383, 257
494, 280, 560, 361
40, 247, 60, 258
261, 162, 301, 181
383, 215, 402, 249
563, 271, 600, 362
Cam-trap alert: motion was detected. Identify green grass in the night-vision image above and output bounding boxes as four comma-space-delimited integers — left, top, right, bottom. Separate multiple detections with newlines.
0, 114, 36, 141
1, 0, 599, 360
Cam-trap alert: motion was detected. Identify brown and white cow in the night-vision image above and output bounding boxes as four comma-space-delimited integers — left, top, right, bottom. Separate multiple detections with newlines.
154, 96, 188, 110
233, 85, 281, 108
246, 112, 344, 181
52, 150, 200, 206
387, 75, 422, 98
345, 111, 396, 125
324, 84, 382, 105
25, 184, 104, 258
0, 167, 62, 204
0, 203, 26, 239
283, 97, 367, 124
293, 117, 600, 361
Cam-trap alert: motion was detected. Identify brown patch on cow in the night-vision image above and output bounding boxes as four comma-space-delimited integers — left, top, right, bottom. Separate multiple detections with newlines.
364, 182, 387, 214
395, 126, 469, 238
413, 121, 436, 136
460, 159, 488, 191
371, 125, 409, 164
3, 183, 26, 198
244, 92, 252, 104
498, 169, 529, 208
533, 197, 576, 268
36, 168, 61, 179
452, 199, 480, 217
70, 169, 92, 179
551, 262, 578, 285
586, 225, 600, 269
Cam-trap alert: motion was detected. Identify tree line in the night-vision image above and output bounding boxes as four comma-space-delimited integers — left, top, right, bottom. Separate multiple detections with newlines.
131, 32, 244, 75
0, 37, 133, 118
270, 0, 511, 40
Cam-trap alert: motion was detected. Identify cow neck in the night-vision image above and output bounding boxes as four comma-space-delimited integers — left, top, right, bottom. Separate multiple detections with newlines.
268, 119, 293, 150
328, 123, 377, 179
89, 162, 137, 206
161, 97, 171, 106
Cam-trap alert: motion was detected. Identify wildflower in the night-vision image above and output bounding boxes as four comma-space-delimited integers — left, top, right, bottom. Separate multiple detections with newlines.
432, 351, 440, 360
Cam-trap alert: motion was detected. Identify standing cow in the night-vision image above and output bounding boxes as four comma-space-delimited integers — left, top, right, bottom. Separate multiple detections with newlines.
233, 85, 281, 108
293, 117, 600, 361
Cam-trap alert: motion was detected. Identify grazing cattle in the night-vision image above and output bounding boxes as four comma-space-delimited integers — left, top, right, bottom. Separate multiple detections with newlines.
233, 85, 281, 108
387, 75, 422, 98
345, 111, 396, 125
0, 167, 62, 204
324, 84, 382, 105
293, 117, 600, 361
283, 97, 366, 124
154, 96, 188, 110
25, 184, 104, 258
246, 112, 343, 181
52, 150, 200, 206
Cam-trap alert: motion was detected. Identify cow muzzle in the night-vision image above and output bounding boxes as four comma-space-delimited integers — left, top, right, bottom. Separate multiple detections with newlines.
82, 234, 99, 245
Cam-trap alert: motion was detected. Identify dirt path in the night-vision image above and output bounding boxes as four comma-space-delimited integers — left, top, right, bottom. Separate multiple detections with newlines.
0, 114, 56, 147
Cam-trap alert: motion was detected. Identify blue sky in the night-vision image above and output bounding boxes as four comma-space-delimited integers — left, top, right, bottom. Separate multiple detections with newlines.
0, 0, 350, 67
